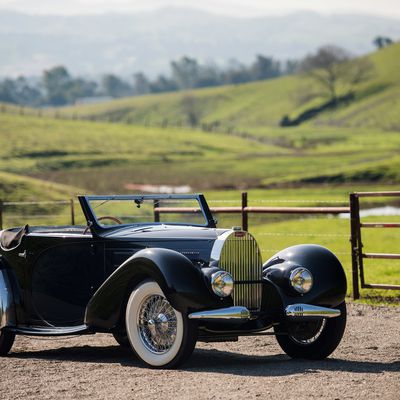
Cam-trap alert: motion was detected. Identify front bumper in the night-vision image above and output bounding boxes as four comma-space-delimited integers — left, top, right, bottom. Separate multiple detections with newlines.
188, 304, 341, 321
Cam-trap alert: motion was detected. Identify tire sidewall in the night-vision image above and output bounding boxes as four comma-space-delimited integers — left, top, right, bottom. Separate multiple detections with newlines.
0, 330, 15, 356
125, 280, 185, 367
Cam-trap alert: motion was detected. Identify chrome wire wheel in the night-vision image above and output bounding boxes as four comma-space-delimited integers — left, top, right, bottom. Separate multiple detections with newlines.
137, 294, 178, 354
289, 319, 327, 345
125, 280, 197, 368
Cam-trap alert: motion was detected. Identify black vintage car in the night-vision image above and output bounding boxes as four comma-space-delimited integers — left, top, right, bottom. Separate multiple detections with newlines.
0, 194, 347, 368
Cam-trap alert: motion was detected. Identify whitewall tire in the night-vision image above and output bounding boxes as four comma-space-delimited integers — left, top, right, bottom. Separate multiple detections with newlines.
125, 280, 197, 368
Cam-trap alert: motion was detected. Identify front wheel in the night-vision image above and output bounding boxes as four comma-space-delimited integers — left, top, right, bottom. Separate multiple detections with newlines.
125, 280, 197, 368
0, 329, 15, 356
274, 301, 346, 360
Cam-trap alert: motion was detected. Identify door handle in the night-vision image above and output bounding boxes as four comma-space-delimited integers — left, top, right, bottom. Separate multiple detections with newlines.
18, 250, 27, 258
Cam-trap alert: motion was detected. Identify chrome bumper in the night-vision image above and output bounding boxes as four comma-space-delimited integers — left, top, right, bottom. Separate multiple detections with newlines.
285, 304, 341, 319
188, 304, 340, 321
188, 306, 251, 320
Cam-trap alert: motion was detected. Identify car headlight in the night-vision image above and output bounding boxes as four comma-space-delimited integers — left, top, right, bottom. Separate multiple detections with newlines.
289, 267, 313, 294
211, 271, 234, 297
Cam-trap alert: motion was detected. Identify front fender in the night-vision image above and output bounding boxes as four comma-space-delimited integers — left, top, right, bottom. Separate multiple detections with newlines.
262, 244, 347, 310
85, 248, 228, 331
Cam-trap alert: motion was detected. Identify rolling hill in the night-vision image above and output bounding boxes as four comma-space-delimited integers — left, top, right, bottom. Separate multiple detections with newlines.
0, 43, 399, 196
58, 43, 400, 133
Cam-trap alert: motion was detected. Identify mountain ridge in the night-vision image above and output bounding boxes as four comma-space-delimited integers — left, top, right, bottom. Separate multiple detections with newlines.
0, 8, 399, 77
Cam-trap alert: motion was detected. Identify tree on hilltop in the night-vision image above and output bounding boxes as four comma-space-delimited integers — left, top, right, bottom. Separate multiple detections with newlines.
301, 45, 374, 103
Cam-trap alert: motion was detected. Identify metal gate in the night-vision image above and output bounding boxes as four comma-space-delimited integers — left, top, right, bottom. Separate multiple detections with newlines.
350, 191, 400, 299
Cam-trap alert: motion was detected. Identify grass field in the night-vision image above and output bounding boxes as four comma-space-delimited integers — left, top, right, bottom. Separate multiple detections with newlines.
1, 113, 399, 194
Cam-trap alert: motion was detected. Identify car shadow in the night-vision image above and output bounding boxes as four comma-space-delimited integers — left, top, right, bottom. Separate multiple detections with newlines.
9, 345, 400, 376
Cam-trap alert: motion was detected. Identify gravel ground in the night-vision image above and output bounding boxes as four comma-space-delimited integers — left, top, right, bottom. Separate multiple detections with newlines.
1, 303, 399, 400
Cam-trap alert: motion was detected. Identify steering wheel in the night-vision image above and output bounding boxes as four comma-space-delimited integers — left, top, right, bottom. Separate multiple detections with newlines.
83, 215, 123, 235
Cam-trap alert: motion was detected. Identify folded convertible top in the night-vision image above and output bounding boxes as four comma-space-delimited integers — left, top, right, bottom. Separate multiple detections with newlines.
0, 225, 29, 250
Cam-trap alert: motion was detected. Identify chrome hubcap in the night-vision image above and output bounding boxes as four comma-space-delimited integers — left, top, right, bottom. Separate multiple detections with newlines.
137, 294, 177, 354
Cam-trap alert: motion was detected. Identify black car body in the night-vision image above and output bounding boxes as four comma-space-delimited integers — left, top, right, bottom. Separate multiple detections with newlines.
0, 194, 347, 367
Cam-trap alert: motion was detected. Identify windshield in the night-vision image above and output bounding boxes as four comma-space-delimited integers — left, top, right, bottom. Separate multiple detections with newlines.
86, 195, 208, 227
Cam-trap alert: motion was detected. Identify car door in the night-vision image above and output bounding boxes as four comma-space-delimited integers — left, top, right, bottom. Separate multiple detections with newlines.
26, 236, 105, 327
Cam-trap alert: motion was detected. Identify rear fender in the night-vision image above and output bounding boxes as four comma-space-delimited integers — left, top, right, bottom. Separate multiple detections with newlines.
262, 244, 347, 310
0, 256, 19, 329
85, 248, 228, 330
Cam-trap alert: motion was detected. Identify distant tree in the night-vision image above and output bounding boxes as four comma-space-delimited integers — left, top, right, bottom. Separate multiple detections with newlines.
0, 79, 18, 104
65, 78, 97, 103
373, 36, 394, 49
133, 72, 151, 95
101, 74, 132, 98
13, 77, 42, 106
149, 75, 177, 93
301, 45, 374, 102
196, 65, 221, 88
171, 57, 200, 89
251, 55, 281, 80
284, 59, 300, 75
42, 66, 71, 105
222, 60, 251, 84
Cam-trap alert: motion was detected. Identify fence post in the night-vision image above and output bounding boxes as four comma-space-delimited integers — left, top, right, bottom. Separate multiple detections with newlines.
70, 199, 75, 225
242, 192, 248, 231
0, 200, 3, 230
153, 200, 160, 222
349, 193, 360, 300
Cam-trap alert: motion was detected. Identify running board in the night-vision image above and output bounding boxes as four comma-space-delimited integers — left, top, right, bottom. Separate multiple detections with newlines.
9, 325, 90, 336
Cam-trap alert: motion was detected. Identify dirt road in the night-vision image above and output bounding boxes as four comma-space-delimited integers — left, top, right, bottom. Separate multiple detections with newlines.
1, 303, 399, 400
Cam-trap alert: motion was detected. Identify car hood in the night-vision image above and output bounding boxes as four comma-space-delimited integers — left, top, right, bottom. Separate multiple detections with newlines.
102, 225, 230, 264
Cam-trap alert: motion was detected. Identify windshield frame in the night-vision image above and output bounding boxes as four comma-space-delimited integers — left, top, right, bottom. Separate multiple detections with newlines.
78, 193, 215, 235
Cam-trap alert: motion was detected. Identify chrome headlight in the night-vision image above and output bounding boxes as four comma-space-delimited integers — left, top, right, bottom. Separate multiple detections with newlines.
289, 267, 313, 294
211, 271, 234, 297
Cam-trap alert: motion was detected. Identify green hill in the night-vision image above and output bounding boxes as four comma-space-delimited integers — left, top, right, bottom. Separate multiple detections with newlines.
57, 43, 400, 132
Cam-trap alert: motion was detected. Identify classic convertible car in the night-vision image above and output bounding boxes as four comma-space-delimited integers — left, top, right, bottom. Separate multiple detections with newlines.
0, 194, 347, 368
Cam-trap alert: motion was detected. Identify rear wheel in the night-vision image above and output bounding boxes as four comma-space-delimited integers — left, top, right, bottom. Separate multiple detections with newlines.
125, 280, 197, 368
274, 301, 346, 360
0, 330, 15, 356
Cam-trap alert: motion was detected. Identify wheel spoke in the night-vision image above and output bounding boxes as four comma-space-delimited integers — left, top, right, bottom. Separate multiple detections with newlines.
137, 293, 178, 354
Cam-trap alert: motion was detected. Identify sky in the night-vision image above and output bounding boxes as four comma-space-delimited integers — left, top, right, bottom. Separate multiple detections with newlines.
0, 0, 400, 18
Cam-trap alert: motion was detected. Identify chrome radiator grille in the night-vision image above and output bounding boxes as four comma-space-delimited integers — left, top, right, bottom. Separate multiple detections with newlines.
215, 231, 262, 310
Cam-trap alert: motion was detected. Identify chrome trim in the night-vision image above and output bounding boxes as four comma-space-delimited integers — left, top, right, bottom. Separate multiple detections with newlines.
210, 230, 232, 262
0, 269, 15, 329
188, 306, 250, 320
210, 230, 262, 310
285, 304, 341, 319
